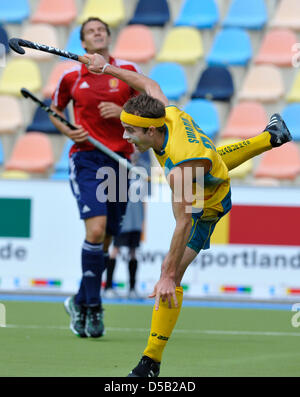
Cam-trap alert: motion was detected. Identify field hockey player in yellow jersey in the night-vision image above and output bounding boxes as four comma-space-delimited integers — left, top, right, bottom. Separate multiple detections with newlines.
85, 53, 292, 377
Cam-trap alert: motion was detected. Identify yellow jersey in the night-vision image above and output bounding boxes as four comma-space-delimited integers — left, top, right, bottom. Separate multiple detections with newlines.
154, 106, 230, 218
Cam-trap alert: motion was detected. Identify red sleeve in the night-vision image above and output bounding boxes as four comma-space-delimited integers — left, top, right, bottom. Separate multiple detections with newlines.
121, 64, 142, 97
52, 70, 77, 110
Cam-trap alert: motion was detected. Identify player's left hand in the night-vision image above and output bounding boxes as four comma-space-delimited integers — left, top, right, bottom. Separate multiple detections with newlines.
98, 102, 122, 119
149, 276, 178, 311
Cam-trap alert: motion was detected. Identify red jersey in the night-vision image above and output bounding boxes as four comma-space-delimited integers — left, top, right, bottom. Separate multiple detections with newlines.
52, 56, 140, 158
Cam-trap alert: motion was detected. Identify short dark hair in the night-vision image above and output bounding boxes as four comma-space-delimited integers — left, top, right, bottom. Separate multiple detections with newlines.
80, 17, 111, 41
124, 94, 166, 133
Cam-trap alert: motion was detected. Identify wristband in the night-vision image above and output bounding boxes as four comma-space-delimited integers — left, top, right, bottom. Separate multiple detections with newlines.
102, 63, 110, 73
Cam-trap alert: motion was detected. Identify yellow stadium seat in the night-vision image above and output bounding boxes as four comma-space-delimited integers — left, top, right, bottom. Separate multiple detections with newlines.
217, 138, 253, 179
5, 132, 54, 173
0, 59, 41, 96
31, 0, 77, 25
77, 0, 125, 27
0, 96, 23, 134
271, 0, 300, 30
238, 65, 284, 102
286, 70, 300, 102
0, 170, 30, 179
156, 27, 204, 64
14, 23, 59, 61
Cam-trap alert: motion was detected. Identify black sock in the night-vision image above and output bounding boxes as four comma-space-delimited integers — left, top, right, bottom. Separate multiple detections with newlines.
129, 259, 138, 290
105, 258, 116, 289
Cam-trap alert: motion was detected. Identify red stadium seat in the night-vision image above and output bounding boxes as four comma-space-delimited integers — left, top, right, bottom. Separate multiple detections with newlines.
5, 132, 54, 173
254, 142, 300, 180
221, 101, 268, 139
112, 25, 156, 63
31, 0, 77, 25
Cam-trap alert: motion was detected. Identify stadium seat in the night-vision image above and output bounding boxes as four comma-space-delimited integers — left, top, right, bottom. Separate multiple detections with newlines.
149, 63, 187, 101
0, 170, 30, 179
0, 0, 29, 24
64, 26, 85, 57
254, 142, 300, 180
112, 25, 155, 63
78, 0, 125, 27
54, 139, 73, 172
221, 101, 268, 139
271, 0, 300, 30
286, 70, 300, 102
5, 132, 54, 173
43, 61, 78, 98
128, 0, 170, 26
206, 28, 252, 66
0, 25, 9, 54
0, 96, 23, 134
281, 104, 300, 141
223, 0, 267, 29
184, 99, 219, 139
239, 65, 284, 102
26, 98, 70, 135
217, 138, 253, 178
254, 29, 298, 67
0, 139, 3, 165
156, 27, 203, 64
0, 59, 41, 96
174, 0, 219, 29
15, 23, 59, 61
191, 66, 234, 101
31, 0, 77, 25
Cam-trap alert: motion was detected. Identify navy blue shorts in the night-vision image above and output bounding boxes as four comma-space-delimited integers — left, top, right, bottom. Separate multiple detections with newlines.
69, 150, 129, 236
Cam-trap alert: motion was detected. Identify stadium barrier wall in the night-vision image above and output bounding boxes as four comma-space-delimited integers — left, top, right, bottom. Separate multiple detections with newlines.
0, 180, 299, 301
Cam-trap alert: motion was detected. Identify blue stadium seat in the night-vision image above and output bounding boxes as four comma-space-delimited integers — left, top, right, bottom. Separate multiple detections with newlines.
206, 28, 252, 66
149, 63, 187, 101
223, 0, 267, 30
64, 26, 85, 57
175, 0, 219, 29
26, 98, 70, 134
184, 99, 219, 139
0, 139, 4, 165
0, 0, 30, 24
54, 139, 73, 172
51, 139, 73, 180
0, 25, 9, 54
191, 66, 234, 101
282, 104, 300, 141
128, 0, 170, 26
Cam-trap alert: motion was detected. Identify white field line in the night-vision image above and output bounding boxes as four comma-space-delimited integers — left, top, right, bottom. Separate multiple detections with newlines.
3, 324, 300, 337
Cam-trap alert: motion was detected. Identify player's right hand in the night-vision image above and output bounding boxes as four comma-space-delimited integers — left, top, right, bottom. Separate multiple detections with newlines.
67, 125, 89, 143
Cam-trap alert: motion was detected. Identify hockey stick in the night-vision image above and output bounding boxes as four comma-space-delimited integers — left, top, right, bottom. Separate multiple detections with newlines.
20, 88, 149, 180
9, 38, 90, 65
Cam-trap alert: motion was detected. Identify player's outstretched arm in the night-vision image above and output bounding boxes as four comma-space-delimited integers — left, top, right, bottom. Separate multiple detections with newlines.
85, 53, 169, 106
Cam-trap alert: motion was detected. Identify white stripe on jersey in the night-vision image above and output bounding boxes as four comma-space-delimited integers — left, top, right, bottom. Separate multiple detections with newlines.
114, 58, 143, 74
53, 64, 81, 107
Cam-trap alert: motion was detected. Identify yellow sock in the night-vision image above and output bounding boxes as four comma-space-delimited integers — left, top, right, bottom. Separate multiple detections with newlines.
143, 286, 183, 363
217, 131, 272, 171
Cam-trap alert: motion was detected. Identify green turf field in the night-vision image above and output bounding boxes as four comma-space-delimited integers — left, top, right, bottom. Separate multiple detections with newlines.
0, 300, 299, 377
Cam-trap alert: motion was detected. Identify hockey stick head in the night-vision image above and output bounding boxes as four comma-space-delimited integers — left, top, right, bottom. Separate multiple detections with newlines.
20, 88, 30, 98
9, 38, 26, 54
